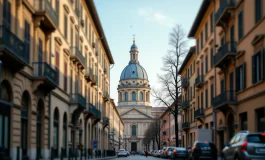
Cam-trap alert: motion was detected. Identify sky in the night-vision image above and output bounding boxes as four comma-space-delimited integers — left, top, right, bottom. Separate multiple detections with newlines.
94, 0, 202, 106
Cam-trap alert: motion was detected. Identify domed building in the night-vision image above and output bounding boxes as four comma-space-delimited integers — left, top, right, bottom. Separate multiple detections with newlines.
117, 38, 154, 152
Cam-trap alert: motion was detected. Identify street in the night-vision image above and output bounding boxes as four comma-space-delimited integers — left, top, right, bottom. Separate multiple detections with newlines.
111, 155, 223, 160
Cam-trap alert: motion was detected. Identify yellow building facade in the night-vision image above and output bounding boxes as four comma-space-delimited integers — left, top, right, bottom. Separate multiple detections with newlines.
0, 0, 114, 159
180, 0, 265, 152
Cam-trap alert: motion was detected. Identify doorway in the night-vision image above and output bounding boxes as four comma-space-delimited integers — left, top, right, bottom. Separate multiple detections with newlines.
131, 142, 137, 152
218, 131, 224, 151
227, 114, 235, 140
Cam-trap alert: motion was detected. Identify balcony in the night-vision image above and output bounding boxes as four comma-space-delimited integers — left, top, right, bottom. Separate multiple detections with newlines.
181, 77, 189, 88
33, 0, 58, 31
0, 26, 29, 72
212, 90, 236, 112
195, 75, 204, 88
194, 108, 204, 120
182, 122, 190, 130
32, 62, 57, 94
181, 100, 190, 110
70, 93, 86, 109
103, 117, 109, 127
214, 42, 237, 69
103, 91, 109, 102
215, 0, 236, 27
70, 47, 85, 69
84, 103, 101, 123
85, 68, 93, 82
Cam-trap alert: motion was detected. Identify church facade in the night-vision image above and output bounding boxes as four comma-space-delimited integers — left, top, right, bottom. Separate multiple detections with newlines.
117, 38, 159, 152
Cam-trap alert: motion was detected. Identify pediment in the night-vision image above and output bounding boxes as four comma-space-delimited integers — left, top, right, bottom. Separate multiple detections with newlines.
120, 108, 153, 119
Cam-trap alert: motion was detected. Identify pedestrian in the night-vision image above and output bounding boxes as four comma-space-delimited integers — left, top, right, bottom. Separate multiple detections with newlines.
145, 150, 148, 158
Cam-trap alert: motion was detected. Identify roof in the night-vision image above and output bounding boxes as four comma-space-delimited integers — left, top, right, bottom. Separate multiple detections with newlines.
85, 0, 114, 64
120, 63, 148, 80
188, 0, 211, 38
178, 46, 196, 74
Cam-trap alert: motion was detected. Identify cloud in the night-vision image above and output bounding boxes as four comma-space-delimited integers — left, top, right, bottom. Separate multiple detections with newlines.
138, 8, 176, 28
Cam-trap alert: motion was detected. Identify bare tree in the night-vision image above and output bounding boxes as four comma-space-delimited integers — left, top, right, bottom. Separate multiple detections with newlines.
152, 24, 188, 147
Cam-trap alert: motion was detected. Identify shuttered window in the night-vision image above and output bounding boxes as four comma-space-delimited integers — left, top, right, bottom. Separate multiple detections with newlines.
3, 0, 11, 28
64, 14, 68, 40
55, 51, 60, 85
205, 89, 208, 108
205, 55, 208, 73
64, 61, 67, 92
24, 21, 30, 63
238, 11, 244, 41
211, 48, 214, 67
200, 32, 203, 49
210, 84, 214, 106
205, 22, 208, 40
236, 63, 246, 91
255, 0, 262, 24
252, 48, 264, 84
210, 12, 213, 33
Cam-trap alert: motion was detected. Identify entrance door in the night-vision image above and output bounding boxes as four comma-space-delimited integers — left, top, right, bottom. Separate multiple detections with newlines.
131, 142, 137, 152
219, 131, 224, 151
227, 114, 235, 140
0, 103, 10, 158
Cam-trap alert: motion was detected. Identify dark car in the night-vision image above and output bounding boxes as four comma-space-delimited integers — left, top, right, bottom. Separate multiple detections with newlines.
209, 142, 218, 160
222, 131, 265, 160
189, 141, 214, 160
171, 147, 189, 160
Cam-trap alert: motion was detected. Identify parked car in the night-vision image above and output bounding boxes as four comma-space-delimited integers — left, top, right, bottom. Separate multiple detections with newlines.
209, 142, 218, 160
189, 141, 213, 160
163, 146, 176, 158
117, 149, 127, 157
222, 131, 265, 160
157, 150, 163, 157
171, 147, 189, 160
160, 147, 167, 158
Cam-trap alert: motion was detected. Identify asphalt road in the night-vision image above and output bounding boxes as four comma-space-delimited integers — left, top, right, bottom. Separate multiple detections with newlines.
110, 155, 222, 160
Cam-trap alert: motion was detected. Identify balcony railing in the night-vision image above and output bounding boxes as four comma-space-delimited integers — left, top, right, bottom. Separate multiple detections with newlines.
181, 77, 189, 88
182, 122, 190, 129
181, 100, 190, 110
33, 0, 58, 26
194, 108, 204, 119
70, 93, 86, 109
215, 0, 236, 25
70, 47, 86, 67
214, 41, 237, 67
0, 26, 29, 65
195, 75, 204, 88
212, 90, 236, 108
88, 103, 101, 119
32, 62, 57, 85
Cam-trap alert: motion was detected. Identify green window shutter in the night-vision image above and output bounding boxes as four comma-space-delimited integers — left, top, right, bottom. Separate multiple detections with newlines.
255, 0, 262, 23
236, 67, 240, 92
261, 48, 264, 80
252, 56, 257, 84
243, 63, 246, 89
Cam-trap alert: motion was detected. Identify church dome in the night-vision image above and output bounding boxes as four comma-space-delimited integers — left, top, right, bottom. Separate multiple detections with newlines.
120, 63, 148, 80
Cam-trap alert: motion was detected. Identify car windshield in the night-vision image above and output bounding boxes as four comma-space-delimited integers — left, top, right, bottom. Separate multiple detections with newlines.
197, 143, 210, 148
247, 135, 265, 143
176, 147, 186, 151
168, 147, 175, 151
119, 150, 125, 152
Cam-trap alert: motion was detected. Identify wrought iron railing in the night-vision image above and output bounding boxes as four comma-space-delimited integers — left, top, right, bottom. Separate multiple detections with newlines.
70, 47, 86, 67
70, 93, 86, 108
32, 62, 57, 85
215, 0, 236, 22
214, 41, 237, 65
194, 108, 204, 119
212, 90, 236, 107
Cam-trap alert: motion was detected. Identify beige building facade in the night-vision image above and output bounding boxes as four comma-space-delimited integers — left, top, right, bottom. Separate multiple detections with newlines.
0, 0, 114, 159
180, 0, 265, 152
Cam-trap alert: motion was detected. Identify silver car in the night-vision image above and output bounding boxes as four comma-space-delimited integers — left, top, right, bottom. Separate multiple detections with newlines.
117, 149, 127, 157
222, 131, 265, 160
164, 146, 176, 158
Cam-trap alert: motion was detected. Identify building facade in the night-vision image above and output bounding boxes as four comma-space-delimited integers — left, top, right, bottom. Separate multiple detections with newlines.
180, 0, 265, 152
117, 38, 156, 152
109, 99, 124, 152
0, 0, 114, 159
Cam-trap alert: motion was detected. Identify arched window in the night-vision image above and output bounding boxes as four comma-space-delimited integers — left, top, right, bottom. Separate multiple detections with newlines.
62, 113, 67, 157
125, 92, 128, 101
53, 108, 59, 157
21, 92, 30, 158
139, 92, 143, 101
119, 92, 122, 101
79, 120, 83, 145
132, 125, 136, 136
132, 91, 136, 101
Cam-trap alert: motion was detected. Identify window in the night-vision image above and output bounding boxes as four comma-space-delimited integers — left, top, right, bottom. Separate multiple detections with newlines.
205, 22, 208, 40
3, 0, 11, 28
62, 114, 67, 157
21, 92, 29, 158
64, 61, 67, 92
139, 92, 143, 101
236, 63, 246, 91
55, 50, 60, 85
55, 0, 60, 24
70, 68, 73, 94
238, 11, 244, 41
197, 96, 200, 109
201, 92, 203, 109
240, 112, 248, 130
210, 12, 213, 33
36, 103, 43, 159
132, 91, 136, 101
125, 92, 128, 101
53, 109, 59, 157
210, 84, 214, 106
256, 107, 265, 132
200, 32, 203, 49
197, 39, 199, 54
132, 125, 136, 136
252, 49, 264, 84
205, 55, 208, 73
255, 0, 262, 23
205, 89, 208, 108
210, 48, 214, 67
24, 21, 30, 63
201, 62, 204, 75
64, 14, 68, 40
119, 92, 122, 101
